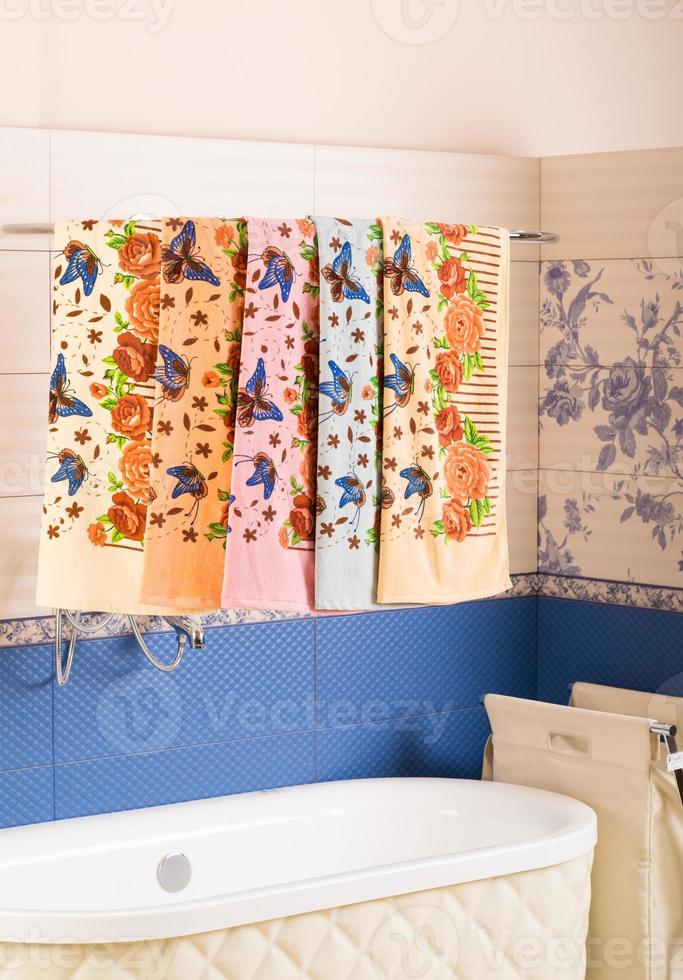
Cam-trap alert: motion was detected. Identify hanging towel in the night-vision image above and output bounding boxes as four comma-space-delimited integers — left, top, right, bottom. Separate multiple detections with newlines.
139, 218, 246, 611
376, 219, 511, 604
222, 218, 319, 611
36, 219, 176, 614
313, 217, 383, 610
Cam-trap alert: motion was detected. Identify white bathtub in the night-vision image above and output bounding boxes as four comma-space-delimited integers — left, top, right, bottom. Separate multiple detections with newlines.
0, 777, 594, 941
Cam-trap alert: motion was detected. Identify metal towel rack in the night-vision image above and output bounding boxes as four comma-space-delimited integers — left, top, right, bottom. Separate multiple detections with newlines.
566, 682, 683, 806
1, 223, 560, 243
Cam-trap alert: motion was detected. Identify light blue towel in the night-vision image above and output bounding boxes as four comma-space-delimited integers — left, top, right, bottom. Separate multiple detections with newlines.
314, 217, 384, 610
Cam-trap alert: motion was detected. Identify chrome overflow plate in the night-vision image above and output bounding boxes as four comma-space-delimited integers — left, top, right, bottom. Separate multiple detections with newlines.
157, 852, 192, 893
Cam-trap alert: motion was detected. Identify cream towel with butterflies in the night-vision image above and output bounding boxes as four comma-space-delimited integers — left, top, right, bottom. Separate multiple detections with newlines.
377, 218, 511, 603
37, 220, 179, 614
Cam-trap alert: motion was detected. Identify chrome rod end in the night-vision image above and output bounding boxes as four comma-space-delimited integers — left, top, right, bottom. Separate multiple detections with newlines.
162, 616, 205, 650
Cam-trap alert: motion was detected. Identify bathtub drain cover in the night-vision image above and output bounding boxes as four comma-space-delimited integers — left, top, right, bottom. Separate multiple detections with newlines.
157, 852, 192, 893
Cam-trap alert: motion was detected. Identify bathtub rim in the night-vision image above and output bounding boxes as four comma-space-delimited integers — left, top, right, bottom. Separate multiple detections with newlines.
0, 777, 597, 944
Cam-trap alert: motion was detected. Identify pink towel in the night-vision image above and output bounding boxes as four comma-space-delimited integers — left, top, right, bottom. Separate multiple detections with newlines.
221, 218, 319, 611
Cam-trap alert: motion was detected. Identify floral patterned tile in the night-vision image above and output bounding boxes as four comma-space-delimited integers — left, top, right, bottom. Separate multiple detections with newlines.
540, 258, 683, 368
540, 366, 683, 476
538, 470, 683, 588
537, 573, 683, 613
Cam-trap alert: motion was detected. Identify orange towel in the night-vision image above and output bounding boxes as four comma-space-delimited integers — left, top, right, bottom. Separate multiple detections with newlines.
376, 219, 511, 604
140, 218, 246, 610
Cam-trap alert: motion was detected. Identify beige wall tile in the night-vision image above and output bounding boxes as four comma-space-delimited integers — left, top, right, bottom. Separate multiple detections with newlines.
314, 145, 540, 260
508, 367, 538, 471
538, 470, 682, 587
0, 129, 49, 252
507, 471, 538, 575
51, 130, 316, 221
0, 250, 50, 373
509, 261, 539, 366
0, 375, 47, 498
0, 496, 47, 619
541, 147, 683, 261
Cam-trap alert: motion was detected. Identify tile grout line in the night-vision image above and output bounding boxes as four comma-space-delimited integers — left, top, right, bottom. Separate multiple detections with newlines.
539, 466, 682, 480
51, 704, 489, 772
0, 761, 54, 776
50, 665, 56, 821
312, 616, 318, 783
536, 158, 542, 577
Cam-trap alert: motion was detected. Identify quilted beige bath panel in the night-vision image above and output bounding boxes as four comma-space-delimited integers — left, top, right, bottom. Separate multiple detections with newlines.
0, 854, 592, 979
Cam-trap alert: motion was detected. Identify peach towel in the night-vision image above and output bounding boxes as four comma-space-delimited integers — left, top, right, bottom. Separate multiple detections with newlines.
376, 218, 511, 604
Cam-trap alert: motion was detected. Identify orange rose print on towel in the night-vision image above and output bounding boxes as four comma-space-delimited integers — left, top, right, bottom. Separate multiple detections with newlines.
379, 219, 500, 552
424, 222, 498, 544
85, 221, 162, 547
43, 220, 161, 553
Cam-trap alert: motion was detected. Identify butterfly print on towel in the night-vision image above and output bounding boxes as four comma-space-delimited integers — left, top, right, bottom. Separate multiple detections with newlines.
318, 360, 352, 422
155, 344, 191, 402
234, 452, 278, 500
49, 354, 93, 424
236, 358, 284, 427
59, 240, 103, 297
258, 247, 296, 303
321, 241, 370, 304
383, 352, 415, 415
384, 234, 429, 298
50, 448, 89, 496
399, 463, 432, 523
167, 461, 209, 524
162, 220, 221, 286
335, 473, 366, 531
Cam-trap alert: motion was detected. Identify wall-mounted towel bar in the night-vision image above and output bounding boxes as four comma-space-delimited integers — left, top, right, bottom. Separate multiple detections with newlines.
0, 223, 560, 243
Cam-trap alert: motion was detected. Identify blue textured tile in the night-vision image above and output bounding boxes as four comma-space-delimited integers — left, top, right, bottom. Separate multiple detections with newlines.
53, 620, 314, 763
537, 598, 683, 704
0, 767, 53, 828
55, 732, 314, 820
0, 645, 53, 770
316, 599, 536, 726
316, 707, 490, 783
